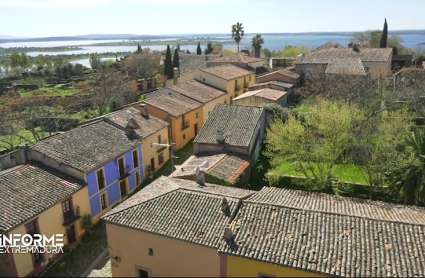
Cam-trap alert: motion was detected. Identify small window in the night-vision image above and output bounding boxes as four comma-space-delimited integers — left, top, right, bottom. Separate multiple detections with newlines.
26, 220, 38, 238
119, 179, 128, 198
196, 112, 199, 119
224, 100, 227, 104
100, 192, 108, 210
133, 149, 139, 168
135, 170, 141, 186
148, 248, 154, 256
96, 169, 106, 190
158, 153, 164, 165
183, 134, 186, 140
158, 134, 161, 144
249, 75, 252, 81
203, 78, 205, 82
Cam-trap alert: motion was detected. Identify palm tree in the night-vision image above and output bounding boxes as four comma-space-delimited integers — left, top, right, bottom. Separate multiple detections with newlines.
231, 22, 244, 53
251, 34, 264, 58
388, 128, 425, 205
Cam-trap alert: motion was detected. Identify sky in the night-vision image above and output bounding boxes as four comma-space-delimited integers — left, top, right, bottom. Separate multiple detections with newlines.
0, 0, 424, 37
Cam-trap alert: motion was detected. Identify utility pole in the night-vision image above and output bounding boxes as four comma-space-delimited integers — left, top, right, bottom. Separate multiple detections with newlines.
151, 142, 177, 177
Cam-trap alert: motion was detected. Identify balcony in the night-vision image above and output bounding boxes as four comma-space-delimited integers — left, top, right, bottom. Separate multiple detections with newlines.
118, 165, 130, 180
235, 84, 242, 91
156, 140, 168, 153
181, 120, 190, 130
62, 206, 81, 227
244, 82, 249, 88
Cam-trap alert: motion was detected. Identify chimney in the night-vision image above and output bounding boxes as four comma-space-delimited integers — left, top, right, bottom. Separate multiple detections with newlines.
194, 166, 206, 186
221, 197, 230, 216
173, 67, 180, 85
140, 103, 149, 118
223, 226, 234, 244
216, 129, 225, 144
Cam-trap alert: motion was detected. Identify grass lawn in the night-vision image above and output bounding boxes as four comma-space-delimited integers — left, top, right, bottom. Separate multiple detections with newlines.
272, 161, 368, 185
0, 128, 51, 153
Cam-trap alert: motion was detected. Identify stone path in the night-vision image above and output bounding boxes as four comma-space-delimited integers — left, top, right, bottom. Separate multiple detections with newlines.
80, 247, 109, 277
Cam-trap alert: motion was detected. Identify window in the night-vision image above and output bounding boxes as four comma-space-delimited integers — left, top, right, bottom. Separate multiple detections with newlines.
148, 248, 154, 256
158, 153, 164, 165
100, 193, 108, 210
183, 134, 186, 140
249, 75, 252, 81
120, 179, 128, 198
196, 112, 199, 119
118, 157, 126, 176
26, 220, 38, 238
135, 170, 141, 185
133, 150, 139, 168
158, 134, 161, 143
96, 169, 106, 190
138, 269, 149, 278
33, 251, 43, 266
224, 100, 227, 104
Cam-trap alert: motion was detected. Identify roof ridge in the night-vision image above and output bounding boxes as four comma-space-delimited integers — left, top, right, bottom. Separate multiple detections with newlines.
244, 197, 425, 227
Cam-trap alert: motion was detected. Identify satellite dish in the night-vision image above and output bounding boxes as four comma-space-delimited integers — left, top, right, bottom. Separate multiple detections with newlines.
202, 161, 209, 168
194, 166, 200, 176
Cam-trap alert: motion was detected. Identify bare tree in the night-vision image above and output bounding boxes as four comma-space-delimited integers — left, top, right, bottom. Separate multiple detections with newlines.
123, 50, 162, 79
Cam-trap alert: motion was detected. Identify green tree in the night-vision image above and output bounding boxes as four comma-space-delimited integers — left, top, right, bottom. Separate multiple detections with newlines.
177, 44, 181, 51
265, 98, 364, 191
388, 128, 425, 205
204, 42, 214, 55
163, 45, 173, 79
33, 55, 52, 70
137, 43, 142, 53
251, 34, 264, 58
173, 48, 180, 69
380, 18, 388, 48
231, 22, 244, 53
89, 53, 102, 70
9, 52, 21, 68
196, 42, 202, 55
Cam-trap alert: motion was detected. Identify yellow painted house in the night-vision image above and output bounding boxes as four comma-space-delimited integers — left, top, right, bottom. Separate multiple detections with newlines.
197, 64, 256, 104
103, 177, 425, 278
167, 79, 227, 123
0, 162, 89, 278
142, 94, 203, 151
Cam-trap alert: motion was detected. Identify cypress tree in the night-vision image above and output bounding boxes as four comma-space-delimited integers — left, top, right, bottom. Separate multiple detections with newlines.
137, 44, 142, 53
186, 49, 190, 54
380, 18, 388, 48
177, 44, 181, 51
164, 45, 173, 79
196, 42, 202, 55
173, 48, 180, 69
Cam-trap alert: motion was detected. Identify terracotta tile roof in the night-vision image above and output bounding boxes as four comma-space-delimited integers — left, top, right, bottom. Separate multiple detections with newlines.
178, 54, 220, 75
169, 80, 226, 104
297, 47, 393, 64
312, 41, 346, 52
207, 53, 264, 64
30, 121, 140, 172
143, 93, 203, 117
233, 88, 287, 101
194, 104, 264, 147
249, 81, 294, 90
104, 107, 169, 138
0, 161, 86, 232
325, 58, 366, 75
201, 64, 253, 80
259, 69, 300, 80
219, 201, 425, 277
173, 153, 251, 183
105, 176, 254, 217
247, 187, 425, 225
102, 177, 255, 247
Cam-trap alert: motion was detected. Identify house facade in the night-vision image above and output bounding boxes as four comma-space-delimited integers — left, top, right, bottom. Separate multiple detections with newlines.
102, 106, 170, 179
197, 64, 256, 103
0, 162, 89, 277
25, 120, 145, 222
142, 94, 203, 151
102, 177, 425, 278
167, 80, 227, 122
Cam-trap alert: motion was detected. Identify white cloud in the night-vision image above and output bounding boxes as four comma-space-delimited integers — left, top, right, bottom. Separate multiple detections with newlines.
0, 0, 233, 8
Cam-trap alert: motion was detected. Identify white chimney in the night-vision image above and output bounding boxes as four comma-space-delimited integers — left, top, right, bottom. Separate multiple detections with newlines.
194, 166, 205, 186
216, 129, 225, 144
140, 103, 149, 118
173, 67, 180, 85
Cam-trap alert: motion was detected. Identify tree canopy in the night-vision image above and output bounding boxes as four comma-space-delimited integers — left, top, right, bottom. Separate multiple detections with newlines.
251, 34, 264, 58
231, 22, 244, 53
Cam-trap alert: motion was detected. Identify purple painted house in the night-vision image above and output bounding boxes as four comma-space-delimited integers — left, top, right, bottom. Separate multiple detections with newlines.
29, 119, 145, 219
